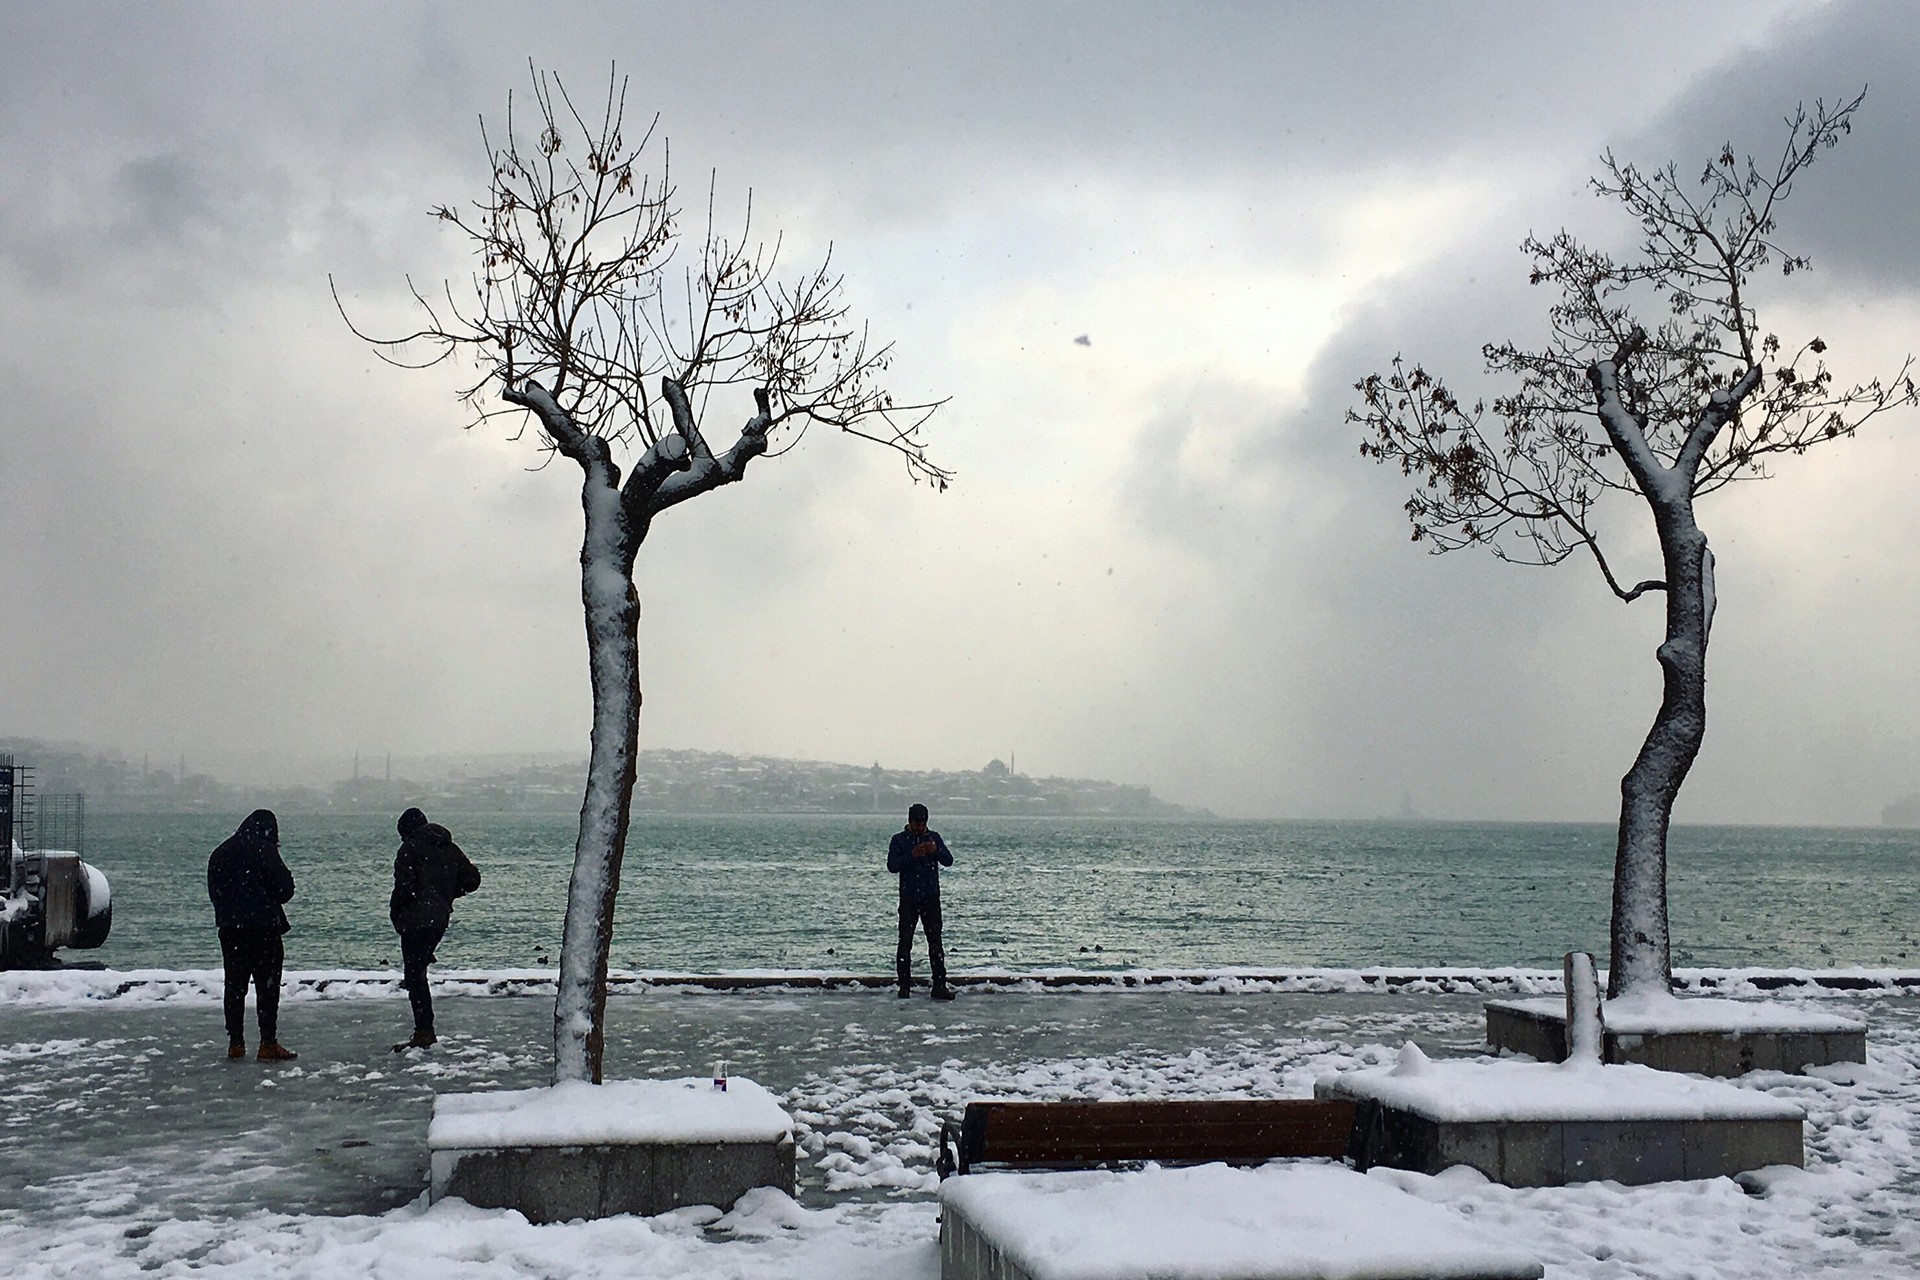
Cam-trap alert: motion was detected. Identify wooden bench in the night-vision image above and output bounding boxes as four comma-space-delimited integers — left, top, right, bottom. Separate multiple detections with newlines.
937, 1098, 1360, 1178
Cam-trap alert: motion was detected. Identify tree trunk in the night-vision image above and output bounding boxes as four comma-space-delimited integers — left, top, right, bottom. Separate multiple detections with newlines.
552, 461, 642, 1084
1608, 500, 1712, 998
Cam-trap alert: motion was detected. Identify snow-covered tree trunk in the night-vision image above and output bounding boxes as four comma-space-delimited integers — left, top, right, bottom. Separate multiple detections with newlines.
1608, 503, 1711, 997
500, 381, 658, 1085
1350, 98, 1915, 1007
553, 453, 642, 1084
1591, 350, 1744, 999
506, 375, 764, 1084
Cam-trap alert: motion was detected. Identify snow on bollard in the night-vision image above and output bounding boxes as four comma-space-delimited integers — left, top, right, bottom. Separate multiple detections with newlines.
1563, 950, 1604, 1067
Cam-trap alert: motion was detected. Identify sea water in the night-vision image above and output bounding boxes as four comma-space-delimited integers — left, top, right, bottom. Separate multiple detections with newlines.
73, 812, 1920, 974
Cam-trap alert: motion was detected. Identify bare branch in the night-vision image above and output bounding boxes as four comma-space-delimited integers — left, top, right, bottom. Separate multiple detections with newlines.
1354, 89, 1909, 598
337, 61, 946, 502
1675, 362, 1762, 478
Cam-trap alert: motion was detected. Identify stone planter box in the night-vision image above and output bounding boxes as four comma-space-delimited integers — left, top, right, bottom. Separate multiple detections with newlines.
1485, 997, 1866, 1077
1317, 1047, 1803, 1189
939, 1161, 1543, 1280
428, 1077, 794, 1223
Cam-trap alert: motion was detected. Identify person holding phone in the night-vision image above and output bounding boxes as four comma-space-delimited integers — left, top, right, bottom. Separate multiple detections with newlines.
887, 802, 955, 1000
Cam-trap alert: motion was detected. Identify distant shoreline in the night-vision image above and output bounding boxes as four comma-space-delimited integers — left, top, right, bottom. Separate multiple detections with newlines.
4, 741, 1214, 821
81, 805, 1217, 820
73, 809, 1920, 831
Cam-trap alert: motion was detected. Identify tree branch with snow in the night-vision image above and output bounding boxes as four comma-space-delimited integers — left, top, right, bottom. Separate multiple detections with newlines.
339, 62, 947, 1082
1350, 89, 1915, 996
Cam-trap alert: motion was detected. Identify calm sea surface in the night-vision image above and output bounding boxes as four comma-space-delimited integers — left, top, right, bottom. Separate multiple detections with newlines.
69, 813, 1920, 974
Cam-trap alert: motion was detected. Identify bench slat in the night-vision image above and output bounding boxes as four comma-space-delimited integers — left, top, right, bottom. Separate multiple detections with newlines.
949, 1099, 1358, 1175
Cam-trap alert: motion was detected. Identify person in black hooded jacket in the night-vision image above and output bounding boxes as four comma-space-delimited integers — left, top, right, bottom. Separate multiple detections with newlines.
389, 807, 481, 1051
206, 809, 297, 1061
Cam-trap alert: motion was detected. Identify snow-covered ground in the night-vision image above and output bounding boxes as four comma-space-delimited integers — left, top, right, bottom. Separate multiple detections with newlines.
9, 961, 1919, 1006
2, 978, 1918, 1277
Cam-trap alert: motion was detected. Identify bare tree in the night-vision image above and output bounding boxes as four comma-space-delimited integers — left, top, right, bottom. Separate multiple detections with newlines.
339, 66, 947, 1082
1351, 91, 1915, 999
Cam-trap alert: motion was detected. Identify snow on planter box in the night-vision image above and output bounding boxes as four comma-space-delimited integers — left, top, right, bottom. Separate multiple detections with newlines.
1317, 1043, 1804, 1188
939, 1160, 1544, 1280
427, 1077, 795, 1223
1484, 990, 1866, 1076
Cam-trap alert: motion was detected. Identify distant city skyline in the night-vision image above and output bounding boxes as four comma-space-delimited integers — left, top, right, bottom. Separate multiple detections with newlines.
1, 737, 1205, 819
2, 737, 1084, 797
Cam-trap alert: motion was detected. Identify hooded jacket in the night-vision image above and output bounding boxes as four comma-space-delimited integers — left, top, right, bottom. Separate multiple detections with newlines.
389, 823, 481, 934
206, 809, 296, 933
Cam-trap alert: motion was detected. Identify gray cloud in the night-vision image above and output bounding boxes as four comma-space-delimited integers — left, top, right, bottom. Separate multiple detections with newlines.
1590, 0, 1920, 298
3, 2, 1918, 823
1099, 2, 1920, 820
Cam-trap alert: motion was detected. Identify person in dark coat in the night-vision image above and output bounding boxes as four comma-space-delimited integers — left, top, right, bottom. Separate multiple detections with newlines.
389, 807, 481, 1051
887, 802, 955, 1000
206, 809, 297, 1061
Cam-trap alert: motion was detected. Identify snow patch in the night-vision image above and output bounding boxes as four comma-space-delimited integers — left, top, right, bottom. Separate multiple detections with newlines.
712, 1186, 813, 1237
1390, 1041, 1432, 1077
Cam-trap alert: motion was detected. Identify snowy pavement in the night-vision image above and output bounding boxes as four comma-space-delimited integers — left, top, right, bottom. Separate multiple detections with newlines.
3, 981, 1919, 1277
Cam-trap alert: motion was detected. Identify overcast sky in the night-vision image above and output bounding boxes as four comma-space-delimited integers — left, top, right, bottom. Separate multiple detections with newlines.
5, 1, 1920, 823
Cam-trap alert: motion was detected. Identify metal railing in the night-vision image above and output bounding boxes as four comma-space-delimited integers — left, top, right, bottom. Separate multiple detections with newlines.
32, 793, 84, 858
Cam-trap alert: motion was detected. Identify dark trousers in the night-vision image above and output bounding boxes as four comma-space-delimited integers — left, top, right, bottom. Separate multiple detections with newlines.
896, 897, 947, 991
219, 926, 284, 1045
399, 923, 447, 1034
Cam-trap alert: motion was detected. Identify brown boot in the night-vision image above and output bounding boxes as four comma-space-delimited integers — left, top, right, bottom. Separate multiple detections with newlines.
256, 1042, 298, 1062
391, 1029, 437, 1053
227, 1042, 246, 1060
